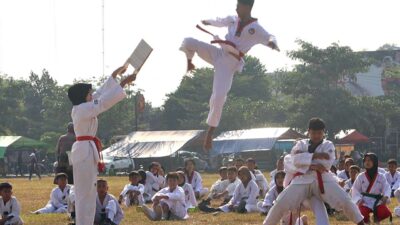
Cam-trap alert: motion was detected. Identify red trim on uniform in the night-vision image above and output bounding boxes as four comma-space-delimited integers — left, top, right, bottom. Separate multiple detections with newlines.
291, 171, 326, 194
211, 40, 237, 48
196, 24, 214, 36
316, 171, 325, 194
235, 18, 258, 37
196, 24, 245, 61
76, 136, 106, 172
365, 172, 378, 193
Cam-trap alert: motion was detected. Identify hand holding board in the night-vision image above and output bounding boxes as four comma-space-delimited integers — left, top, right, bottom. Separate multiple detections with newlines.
124, 39, 153, 75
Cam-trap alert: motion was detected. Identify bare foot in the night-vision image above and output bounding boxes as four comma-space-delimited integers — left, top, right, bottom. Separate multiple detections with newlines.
187, 60, 195, 72
203, 133, 213, 152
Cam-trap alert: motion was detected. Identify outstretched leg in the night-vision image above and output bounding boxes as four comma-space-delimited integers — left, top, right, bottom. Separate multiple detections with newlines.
204, 57, 237, 151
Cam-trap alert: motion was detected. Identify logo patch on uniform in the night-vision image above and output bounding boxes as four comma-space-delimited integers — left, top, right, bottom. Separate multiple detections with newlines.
328, 149, 333, 153
248, 28, 255, 35
94, 99, 99, 105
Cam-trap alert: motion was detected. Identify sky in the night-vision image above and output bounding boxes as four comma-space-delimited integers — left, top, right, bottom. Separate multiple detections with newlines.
0, 0, 399, 107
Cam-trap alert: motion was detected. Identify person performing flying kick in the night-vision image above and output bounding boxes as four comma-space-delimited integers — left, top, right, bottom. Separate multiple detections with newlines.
180, 0, 279, 151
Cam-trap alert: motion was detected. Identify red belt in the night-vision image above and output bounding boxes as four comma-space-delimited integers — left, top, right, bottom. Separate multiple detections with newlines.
292, 171, 325, 194
196, 24, 244, 61
76, 136, 106, 173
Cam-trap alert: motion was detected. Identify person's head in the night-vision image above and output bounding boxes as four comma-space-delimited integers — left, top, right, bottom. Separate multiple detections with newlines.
227, 166, 238, 182
219, 167, 228, 180
338, 159, 345, 171
344, 155, 352, 160
308, 118, 325, 144
54, 173, 68, 188
276, 156, 284, 171
129, 171, 141, 185
236, 0, 254, 19
176, 171, 186, 186
363, 153, 378, 170
387, 159, 398, 173
349, 165, 360, 180
246, 158, 256, 171
234, 158, 245, 169
275, 170, 286, 188
149, 162, 160, 174
68, 83, 93, 105
238, 166, 252, 184
159, 166, 166, 176
184, 159, 196, 172
166, 172, 179, 189
344, 158, 355, 171
138, 169, 147, 184
67, 122, 74, 134
97, 179, 108, 196
0, 183, 13, 201
330, 165, 337, 175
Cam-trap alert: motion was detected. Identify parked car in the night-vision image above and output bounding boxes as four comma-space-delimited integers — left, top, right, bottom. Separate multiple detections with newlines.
174, 150, 208, 171
103, 155, 134, 175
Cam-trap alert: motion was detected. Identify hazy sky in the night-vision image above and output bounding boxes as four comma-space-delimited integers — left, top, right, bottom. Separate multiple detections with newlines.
0, 0, 399, 106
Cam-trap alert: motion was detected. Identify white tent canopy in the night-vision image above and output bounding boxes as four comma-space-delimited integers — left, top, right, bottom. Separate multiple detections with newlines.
103, 130, 204, 158
211, 127, 304, 156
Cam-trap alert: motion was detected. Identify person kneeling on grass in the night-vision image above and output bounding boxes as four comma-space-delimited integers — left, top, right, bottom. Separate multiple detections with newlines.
118, 171, 144, 207
94, 179, 124, 225
141, 172, 188, 221
352, 153, 392, 224
33, 173, 71, 214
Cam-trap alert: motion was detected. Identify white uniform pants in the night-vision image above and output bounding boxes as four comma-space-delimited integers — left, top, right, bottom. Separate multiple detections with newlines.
219, 203, 258, 213
72, 150, 98, 225
36, 204, 68, 214
263, 181, 363, 225
180, 37, 239, 127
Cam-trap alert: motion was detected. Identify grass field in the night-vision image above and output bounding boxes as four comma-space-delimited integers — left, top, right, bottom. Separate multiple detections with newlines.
2, 174, 398, 225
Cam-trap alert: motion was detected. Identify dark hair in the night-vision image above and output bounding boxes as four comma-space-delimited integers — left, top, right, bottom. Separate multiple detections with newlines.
349, 165, 361, 173
238, 166, 251, 179
97, 179, 107, 185
166, 172, 179, 181
176, 171, 185, 183
235, 158, 245, 163
0, 182, 12, 191
308, 118, 325, 130
345, 158, 354, 164
246, 158, 256, 163
184, 158, 196, 167
67, 122, 74, 133
129, 171, 140, 178
148, 162, 160, 171
219, 167, 228, 173
238, 0, 254, 7
54, 173, 68, 184
138, 169, 147, 184
227, 166, 238, 173
388, 159, 397, 166
67, 83, 92, 106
